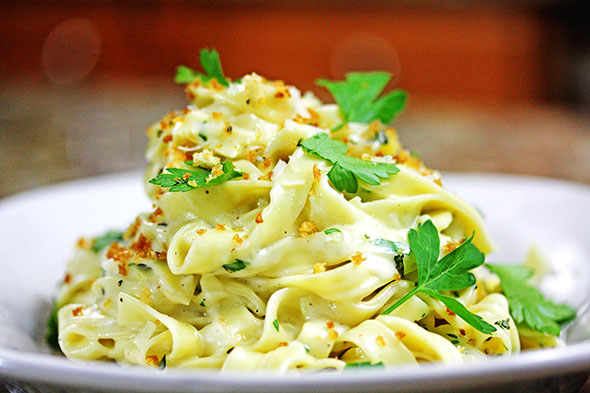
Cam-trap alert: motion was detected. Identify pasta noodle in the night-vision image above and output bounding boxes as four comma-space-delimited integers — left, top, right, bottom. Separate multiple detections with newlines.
52, 69, 564, 371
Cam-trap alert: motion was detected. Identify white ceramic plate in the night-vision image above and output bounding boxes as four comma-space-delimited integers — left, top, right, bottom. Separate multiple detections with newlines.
0, 172, 589, 393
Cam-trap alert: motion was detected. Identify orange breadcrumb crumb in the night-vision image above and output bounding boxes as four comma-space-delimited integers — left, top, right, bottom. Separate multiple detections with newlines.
312, 164, 321, 181
130, 234, 153, 259
298, 221, 317, 237
148, 207, 163, 223
255, 212, 264, 224
352, 252, 366, 266
106, 243, 132, 276
145, 355, 160, 367
76, 237, 91, 250
140, 287, 152, 306
124, 217, 141, 240
72, 306, 83, 317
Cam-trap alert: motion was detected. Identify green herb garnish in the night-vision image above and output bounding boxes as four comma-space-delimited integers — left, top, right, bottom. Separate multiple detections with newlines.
222, 259, 249, 272
316, 72, 406, 127
486, 264, 576, 335
373, 238, 406, 277
149, 161, 242, 192
345, 361, 384, 368
373, 238, 402, 253
272, 319, 280, 332
300, 133, 399, 193
324, 228, 342, 235
92, 230, 124, 253
46, 300, 60, 351
382, 220, 496, 334
175, 48, 229, 87
128, 263, 151, 270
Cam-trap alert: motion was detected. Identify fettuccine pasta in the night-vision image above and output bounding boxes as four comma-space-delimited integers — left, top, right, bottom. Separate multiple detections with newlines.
53, 70, 562, 371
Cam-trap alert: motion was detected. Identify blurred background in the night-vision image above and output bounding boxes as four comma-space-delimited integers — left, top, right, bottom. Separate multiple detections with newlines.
1, 0, 589, 198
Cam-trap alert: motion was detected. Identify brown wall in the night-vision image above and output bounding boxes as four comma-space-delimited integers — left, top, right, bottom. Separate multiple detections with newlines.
1, 2, 549, 105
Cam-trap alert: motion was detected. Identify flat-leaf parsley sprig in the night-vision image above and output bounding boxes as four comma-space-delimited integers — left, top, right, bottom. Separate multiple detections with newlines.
149, 161, 242, 192
316, 72, 407, 128
382, 220, 497, 334
486, 264, 576, 336
175, 48, 229, 87
300, 133, 399, 193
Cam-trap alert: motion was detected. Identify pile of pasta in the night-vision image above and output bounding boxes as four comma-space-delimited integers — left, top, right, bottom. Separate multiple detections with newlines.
57, 73, 534, 371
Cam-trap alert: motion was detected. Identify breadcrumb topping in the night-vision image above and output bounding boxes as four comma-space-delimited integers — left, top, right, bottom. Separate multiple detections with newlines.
298, 221, 317, 237
351, 252, 366, 266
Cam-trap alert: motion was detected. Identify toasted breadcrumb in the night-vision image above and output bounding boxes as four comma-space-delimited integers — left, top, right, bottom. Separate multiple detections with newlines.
312, 164, 321, 181
313, 263, 326, 274
107, 243, 132, 276
124, 218, 141, 240
130, 234, 153, 259
352, 252, 366, 266
299, 221, 317, 237
76, 237, 91, 250
140, 287, 152, 306
145, 355, 160, 367
191, 150, 221, 169
148, 207, 163, 223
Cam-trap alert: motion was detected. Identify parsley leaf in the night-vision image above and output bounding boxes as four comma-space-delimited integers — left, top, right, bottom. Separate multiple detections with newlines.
46, 300, 60, 351
175, 48, 229, 87
222, 259, 249, 272
92, 230, 124, 253
324, 228, 342, 235
382, 220, 496, 334
149, 161, 242, 192
373, 238, 406, 277
300, 133, 399, 193
316, 72, 407, 125
486, 264, 576, 336
272, 319, 280, 332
